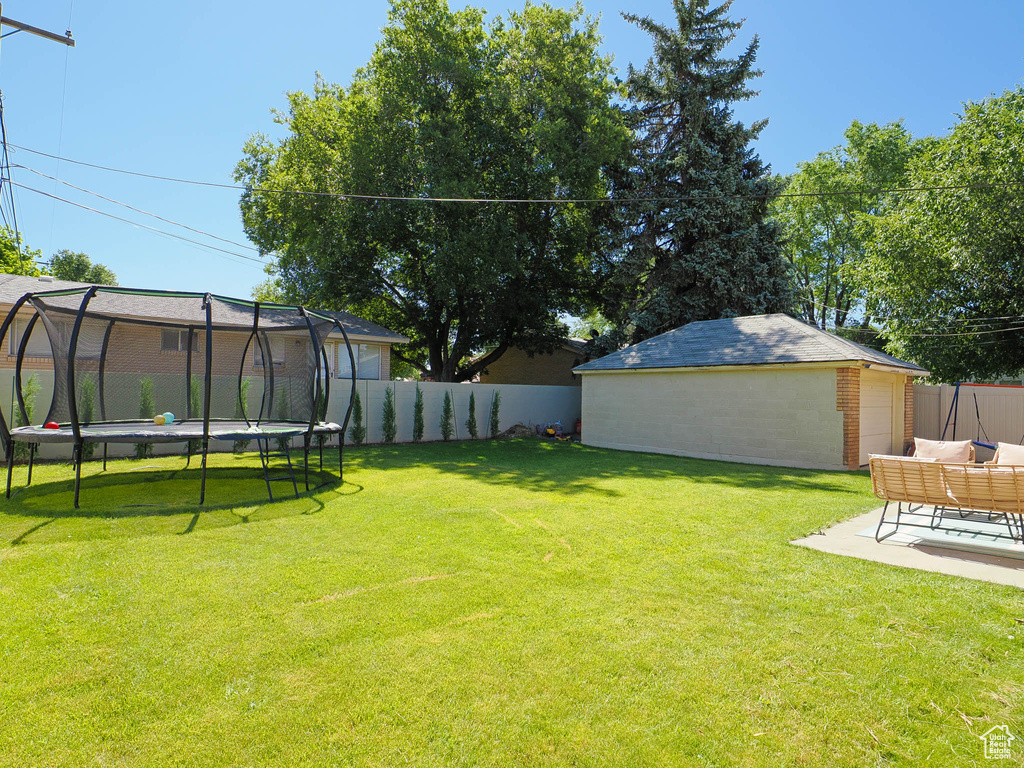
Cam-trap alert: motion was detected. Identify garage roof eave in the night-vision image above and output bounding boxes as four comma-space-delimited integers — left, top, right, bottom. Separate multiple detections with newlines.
573, 359, 930, 376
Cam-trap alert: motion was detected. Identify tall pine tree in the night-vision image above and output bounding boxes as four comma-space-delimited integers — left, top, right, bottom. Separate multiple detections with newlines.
600, 0, 790, 349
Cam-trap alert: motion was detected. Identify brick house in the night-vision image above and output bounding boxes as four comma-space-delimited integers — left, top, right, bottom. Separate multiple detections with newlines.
478, 339, 590, 387
0, 274, 408, 387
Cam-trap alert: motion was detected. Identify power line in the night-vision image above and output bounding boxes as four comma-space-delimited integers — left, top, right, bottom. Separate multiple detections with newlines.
9, 141, 1024, 205
0, 95, 26, 271
805, 297, 1024, 329
16, 164, 263, 252
11, 181, 267, 267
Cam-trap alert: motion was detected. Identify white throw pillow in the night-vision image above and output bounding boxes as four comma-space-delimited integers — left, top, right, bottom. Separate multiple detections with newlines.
913, 437, 973, 463
994, 442, 1024, 465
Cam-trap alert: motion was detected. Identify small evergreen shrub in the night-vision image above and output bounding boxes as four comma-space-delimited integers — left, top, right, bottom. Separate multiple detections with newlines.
439, 390, 454, 441
187, 374, 202, 456
349, 390, 366, 446
413, 384, 424, 442
381, 386, 397, 444
275, 385, 290, 452
136, 378, 155, 459
314, 386, 329, 451
488, 391, 501, 438
13, 375, 38, 460
233, 377, 252, 452
466, 391, 478, 439
79, 376, 96, 459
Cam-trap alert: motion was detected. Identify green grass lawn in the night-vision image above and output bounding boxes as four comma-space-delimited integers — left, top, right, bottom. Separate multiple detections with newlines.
0, 440, 1021, 767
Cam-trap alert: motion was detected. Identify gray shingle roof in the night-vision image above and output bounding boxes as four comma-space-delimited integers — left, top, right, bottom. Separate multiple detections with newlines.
573, 314, 928, 374
0, 274, 407, 342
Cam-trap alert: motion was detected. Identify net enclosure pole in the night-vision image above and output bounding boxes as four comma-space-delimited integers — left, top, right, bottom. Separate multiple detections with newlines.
200, 294, 213, 504
299, 307, 321, 492
14, 314, 40, 491
0, 293, 32, 474
237, 302, 260, 428
67, 286, 99, 509
185, 327, 194, 421
14, 313, 39, 428
97, 320, 115, 421
319, 345, 331, 471
259, 329, 275, 423
98, 320, 115, 467
334, 320, 357, 480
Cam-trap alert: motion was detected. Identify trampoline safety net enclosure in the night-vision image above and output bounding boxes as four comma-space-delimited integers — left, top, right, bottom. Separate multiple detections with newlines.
0, 287, 358, 507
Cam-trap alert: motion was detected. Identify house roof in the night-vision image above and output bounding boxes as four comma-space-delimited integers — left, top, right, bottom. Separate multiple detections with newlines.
573, 314, 928, 374
0, 274, 408, 342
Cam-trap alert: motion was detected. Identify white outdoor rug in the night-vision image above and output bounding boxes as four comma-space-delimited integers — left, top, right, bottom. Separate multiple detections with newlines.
859, 507, 1024, 562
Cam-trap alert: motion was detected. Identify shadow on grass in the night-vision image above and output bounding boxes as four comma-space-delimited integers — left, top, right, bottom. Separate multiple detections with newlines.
345, 439, 865, 498
0, 456, 354, 546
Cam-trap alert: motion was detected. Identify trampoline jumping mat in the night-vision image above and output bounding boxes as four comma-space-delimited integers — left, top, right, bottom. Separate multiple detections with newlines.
9, 420, 343, 445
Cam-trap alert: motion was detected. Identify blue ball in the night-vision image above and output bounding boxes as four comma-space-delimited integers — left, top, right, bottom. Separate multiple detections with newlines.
162, 412, 175, 424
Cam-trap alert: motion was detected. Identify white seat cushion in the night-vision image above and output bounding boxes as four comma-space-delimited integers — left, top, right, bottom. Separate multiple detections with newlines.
869, 454, 937, 462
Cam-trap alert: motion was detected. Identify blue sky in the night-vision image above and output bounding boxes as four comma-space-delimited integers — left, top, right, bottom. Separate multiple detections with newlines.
2, 0, 1022, 298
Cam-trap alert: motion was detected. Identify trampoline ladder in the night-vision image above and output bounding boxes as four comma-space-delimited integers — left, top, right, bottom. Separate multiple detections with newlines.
257, 438, 299, 502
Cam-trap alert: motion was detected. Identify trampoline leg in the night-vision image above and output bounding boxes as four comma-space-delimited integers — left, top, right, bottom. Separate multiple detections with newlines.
319, 440, 323, 471
27, 444, 35, 487
103, 443, 108, 472
258, 439, 274, 502
303, 438, 310, 492
199, 438, 209, 505
73, 443, 83, 510
338, 439, 343, 482
284, 443, 299, 499
5, 440, 13, 499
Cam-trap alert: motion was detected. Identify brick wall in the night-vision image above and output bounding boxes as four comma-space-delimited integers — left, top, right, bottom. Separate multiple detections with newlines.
836, 366, 861, 470
479, 346, 582, 387
581, 367, 847, 470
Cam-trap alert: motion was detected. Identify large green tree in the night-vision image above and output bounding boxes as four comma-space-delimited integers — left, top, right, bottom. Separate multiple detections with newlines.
49, 249, 118, 285
771, 120, 929, 330
597, 0, 790, 349
236, 0, 628, 381
0, 228, 43, 276
866, 86, 1024, 382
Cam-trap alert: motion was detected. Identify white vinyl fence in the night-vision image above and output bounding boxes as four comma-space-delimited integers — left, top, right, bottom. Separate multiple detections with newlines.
0, 370, 581, 461
914, 383, 1024, 461
332, 380, 580, 445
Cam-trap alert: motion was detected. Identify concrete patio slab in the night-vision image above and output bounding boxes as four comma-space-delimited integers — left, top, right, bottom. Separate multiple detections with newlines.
792, 507, 1024, 589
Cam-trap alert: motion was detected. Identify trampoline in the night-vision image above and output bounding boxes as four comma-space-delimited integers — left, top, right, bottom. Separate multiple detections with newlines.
0, 286, 357, 507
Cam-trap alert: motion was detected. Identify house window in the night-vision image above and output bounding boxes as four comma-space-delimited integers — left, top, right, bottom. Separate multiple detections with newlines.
161, 329, 189, 352
336, 343, 382, 380
10, 318, 51, 358
254, 336, 286, 367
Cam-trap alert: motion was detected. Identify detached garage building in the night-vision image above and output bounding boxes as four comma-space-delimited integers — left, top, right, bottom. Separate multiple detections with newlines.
574, 314, 928, 470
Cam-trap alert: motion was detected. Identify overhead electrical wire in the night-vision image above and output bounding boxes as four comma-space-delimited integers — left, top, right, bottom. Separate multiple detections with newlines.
11, 181, 267, 267
0, 95, 27, 272
9, 141, 1024, 205
15, 164, 263, 253
805, 298, 1024, 330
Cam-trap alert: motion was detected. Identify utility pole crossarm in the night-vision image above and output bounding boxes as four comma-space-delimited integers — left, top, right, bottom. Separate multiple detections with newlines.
0, 13, 75, 48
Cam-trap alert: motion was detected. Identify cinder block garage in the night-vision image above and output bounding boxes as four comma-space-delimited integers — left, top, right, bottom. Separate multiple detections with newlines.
574, 314, 928, 470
